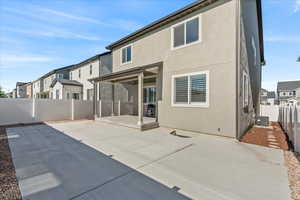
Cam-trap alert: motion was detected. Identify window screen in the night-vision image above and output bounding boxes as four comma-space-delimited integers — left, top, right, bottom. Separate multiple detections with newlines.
190, 74, 206, 103
122, 46, 132, 64
173, 24, 185, 48
174, 76, 188, 103
186, 18, 199, 44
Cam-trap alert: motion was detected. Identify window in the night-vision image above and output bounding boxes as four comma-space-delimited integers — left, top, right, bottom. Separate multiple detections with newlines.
72, 93, 80, 100
90, 65, 93, 75
172, 15, 201, 49
79, 69, 81, 78
121, 45, 132, 64
67, 93, 70, 99
70, 72, 72, 80
57, 74, 64, 79
172, 71, 209, 107
243, 72, 249, 107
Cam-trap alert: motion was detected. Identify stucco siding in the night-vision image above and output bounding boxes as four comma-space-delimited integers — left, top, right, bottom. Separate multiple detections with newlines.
110, 0, 237, 137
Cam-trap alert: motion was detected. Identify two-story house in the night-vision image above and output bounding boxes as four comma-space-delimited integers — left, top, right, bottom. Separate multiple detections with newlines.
32, 78, 44, 99
277, 80, 300, 105
24, 82, 33, 98
16, 82, 28, 98
42, 65, 74, 99
90, 0, 265, 138
70, 52, 112, 100
260, 88, 276, 105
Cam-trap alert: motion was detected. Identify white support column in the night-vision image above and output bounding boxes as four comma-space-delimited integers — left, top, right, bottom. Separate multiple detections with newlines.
111, 101, 114, 116
71, 99, 75, 120
137, 72, 144, 126
118, 100, 121, 116
93, 83, 98, 119
99, 100, 102, 118
111, 84, 115, 116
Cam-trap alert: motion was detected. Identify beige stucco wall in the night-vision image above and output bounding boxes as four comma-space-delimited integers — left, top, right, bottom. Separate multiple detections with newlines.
110, 0, 237, 137
26, 83, 32, 98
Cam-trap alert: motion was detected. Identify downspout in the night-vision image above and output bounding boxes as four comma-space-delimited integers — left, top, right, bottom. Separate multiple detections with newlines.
235, 0, 241, 139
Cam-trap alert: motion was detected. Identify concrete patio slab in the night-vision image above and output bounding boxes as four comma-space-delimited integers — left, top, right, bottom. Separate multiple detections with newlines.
7, 120, 291, 200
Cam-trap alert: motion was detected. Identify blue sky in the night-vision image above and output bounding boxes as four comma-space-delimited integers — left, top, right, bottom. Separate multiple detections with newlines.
0, 0, 299, 92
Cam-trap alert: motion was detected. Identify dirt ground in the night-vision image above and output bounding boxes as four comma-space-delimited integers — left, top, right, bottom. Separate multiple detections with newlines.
0, 127, 22, 200
241, 122, 289, 150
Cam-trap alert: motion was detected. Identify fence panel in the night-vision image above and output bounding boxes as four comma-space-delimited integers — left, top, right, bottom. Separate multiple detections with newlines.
260, 105, 279, 122
0, 99, 36, 126
279, 105, 300, 153
74, 100, 93, 120
35, 99, 72, 121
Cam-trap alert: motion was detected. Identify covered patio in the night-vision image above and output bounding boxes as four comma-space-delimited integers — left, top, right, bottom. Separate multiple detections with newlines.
90, 62, 163, 131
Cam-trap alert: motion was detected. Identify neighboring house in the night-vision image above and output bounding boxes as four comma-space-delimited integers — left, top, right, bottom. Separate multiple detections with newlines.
12, 89, 16, 98
50, 79, 83, 100
6, 92, 13, 98
277, 80, 300, 105
70, 52, 112, 100
16, 82, 27, 98
24, 82, 33, 98
39, 65, 74, 99
260, 88, 276, 105
90, 0, 265, 138
32, 78, 44, 99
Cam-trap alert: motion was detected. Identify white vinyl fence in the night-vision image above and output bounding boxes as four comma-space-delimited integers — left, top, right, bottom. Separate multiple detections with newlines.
260, 105, 279, 122
279, 105, 300, 153
0, 98, 94, 126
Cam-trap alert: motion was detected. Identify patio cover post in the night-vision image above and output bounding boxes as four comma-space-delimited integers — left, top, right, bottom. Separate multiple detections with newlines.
93, 82, 98, 119
111, 83, 115, 116
137, 72, 144, 126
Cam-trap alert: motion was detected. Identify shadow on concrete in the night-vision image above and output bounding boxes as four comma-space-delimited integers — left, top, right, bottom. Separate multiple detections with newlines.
6, 123, 191, 200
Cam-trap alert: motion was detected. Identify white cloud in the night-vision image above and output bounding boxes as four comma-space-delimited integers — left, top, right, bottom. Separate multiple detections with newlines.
112, 19, 142, 31
38, 8, 107, 25
0, 55, 54, 62
2, 27, 102, 41
294, 0, 300, 13
265, 36, 300, 43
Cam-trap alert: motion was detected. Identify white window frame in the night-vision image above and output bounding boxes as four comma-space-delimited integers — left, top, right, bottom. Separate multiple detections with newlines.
171, 70, 209, 108
120, 44, 133, 65
243, 71, 249, 107
171, 14, 202, 51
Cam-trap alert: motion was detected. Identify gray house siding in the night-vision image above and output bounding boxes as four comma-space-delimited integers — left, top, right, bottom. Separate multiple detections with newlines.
237, 0, 262, 138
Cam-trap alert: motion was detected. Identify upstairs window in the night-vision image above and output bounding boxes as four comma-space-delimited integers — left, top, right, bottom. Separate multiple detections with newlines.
121, 45, 132, 64
79, 69, 81, 79
172, 15, 201, 49
172, 71, 209, 107
90, 65, 93, 75
70, 72, 72, 80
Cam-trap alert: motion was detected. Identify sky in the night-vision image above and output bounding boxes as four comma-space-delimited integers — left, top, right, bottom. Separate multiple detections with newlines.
0, 0, 299, 92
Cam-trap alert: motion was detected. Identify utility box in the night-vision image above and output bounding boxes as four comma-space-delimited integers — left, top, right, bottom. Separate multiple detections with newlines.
256, 116, 269, 126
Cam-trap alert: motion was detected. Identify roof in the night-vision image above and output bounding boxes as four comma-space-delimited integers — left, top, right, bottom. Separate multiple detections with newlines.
261, 88, 268, 93
105, 0, 265, 64
16, 82, 27, 87
71, 51, 111, 70
277, 80, 300, 91
89, 62, 163, 82
50, 79, 83, 88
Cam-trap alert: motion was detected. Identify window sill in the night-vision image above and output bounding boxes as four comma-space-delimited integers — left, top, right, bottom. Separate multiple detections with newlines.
171, 40, 201, 51
120, 61, 133, 66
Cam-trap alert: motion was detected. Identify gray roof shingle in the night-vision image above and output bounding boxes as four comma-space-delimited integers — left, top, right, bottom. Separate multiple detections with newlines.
277, 80, 300, 91
50, 79, 83, 88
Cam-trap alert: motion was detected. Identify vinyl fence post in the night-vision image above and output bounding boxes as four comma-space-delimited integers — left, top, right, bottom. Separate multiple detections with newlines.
71, 99, 75, 120
32, 98, 36, 119
111, 101, 114, 116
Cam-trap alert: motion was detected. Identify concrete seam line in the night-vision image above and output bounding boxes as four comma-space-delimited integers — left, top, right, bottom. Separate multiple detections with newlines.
69, 143, 194, 200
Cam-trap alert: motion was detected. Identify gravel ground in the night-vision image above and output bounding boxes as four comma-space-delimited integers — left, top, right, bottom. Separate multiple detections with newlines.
285, 151, 300, 200
0, 127, 22, 200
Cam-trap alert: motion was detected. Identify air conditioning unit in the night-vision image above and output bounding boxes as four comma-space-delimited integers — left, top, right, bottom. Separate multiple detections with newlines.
255, 116, 269, 126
